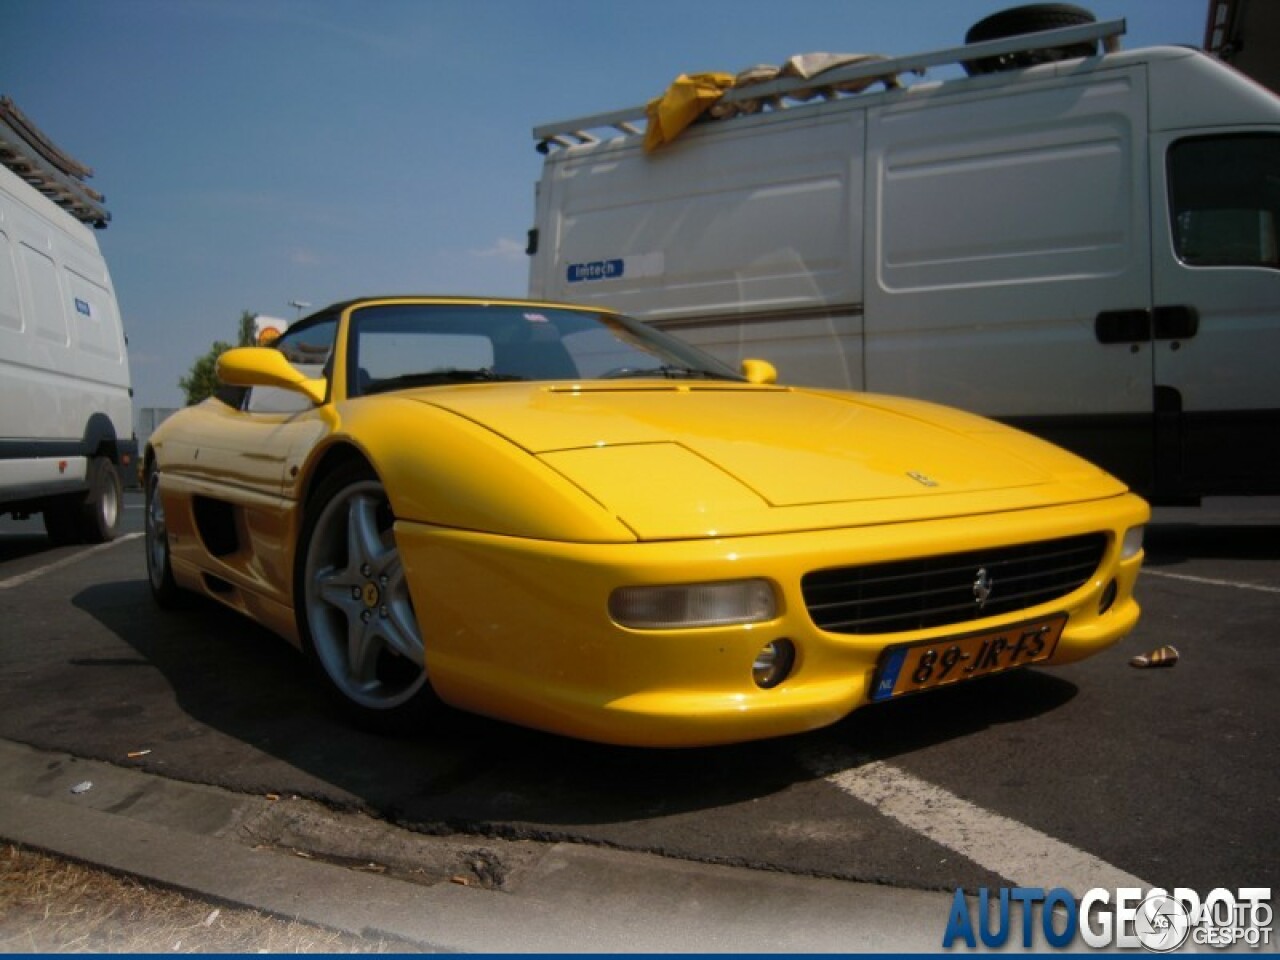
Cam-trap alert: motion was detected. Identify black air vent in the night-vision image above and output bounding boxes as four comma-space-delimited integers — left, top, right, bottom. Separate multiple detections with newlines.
802, 534, 1107, 635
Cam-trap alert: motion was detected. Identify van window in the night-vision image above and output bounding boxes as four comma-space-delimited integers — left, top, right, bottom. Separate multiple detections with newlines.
1169, 135, 1280, 269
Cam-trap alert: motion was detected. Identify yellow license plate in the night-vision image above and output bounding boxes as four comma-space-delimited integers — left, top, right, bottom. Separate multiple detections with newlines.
871, 613, 1068, 701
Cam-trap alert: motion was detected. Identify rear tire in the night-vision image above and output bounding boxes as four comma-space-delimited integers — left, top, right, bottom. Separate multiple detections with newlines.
77, 456, 122, 543
144, 463, 186, 607
43, 456, 122, 544
963, 4, 1098, 76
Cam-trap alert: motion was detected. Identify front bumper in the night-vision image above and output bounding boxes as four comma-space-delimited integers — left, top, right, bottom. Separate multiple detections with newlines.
396, 493, 1148, 747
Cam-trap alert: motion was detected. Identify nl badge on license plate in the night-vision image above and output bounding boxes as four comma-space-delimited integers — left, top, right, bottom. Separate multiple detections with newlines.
871, 613, 1068, 702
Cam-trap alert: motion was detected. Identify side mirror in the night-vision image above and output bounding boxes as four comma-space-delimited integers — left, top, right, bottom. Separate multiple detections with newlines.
216, 347, 326, 405
741, 358, 778, 385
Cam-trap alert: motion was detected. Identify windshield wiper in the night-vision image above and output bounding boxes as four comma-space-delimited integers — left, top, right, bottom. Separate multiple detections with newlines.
362, 369, 526, 395
599, 365, 735, 381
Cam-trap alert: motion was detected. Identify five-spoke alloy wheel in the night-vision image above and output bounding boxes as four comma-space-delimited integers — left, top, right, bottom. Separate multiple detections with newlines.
297, 462, 436, 730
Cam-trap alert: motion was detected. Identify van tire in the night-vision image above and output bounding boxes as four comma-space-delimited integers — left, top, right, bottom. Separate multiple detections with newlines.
963, 4, 1098, 75
77, 455, 123, 543
44, 456, 122, 544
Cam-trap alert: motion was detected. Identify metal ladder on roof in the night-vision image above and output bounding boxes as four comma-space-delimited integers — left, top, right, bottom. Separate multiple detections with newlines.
532, 18, 1127, 153
0, 96, 110, 228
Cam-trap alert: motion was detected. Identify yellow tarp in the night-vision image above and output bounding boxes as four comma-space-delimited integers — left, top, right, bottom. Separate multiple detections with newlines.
640, 55, 908, 153
643, 72, 735, 152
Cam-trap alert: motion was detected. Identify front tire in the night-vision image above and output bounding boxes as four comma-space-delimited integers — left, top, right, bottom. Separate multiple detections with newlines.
295, 461, 438, 733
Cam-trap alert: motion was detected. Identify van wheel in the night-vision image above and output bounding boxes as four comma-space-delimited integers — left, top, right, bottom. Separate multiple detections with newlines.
76, 456, 123, 543
963, 4, 1098, 75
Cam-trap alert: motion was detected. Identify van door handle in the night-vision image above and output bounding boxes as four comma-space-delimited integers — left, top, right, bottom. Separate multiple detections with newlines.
1153, 305, 1199, 340
1095, 309, 1151, 344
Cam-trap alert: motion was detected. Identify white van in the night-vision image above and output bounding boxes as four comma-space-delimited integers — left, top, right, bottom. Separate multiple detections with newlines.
0, 100, 134, 542
528, 8, 1280, 503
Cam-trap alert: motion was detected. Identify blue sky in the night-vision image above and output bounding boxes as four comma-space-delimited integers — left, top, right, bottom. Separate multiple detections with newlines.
4, 0, 1208, 409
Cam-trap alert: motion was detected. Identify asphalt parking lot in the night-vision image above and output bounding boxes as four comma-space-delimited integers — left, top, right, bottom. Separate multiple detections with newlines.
1, 492, 1277, 948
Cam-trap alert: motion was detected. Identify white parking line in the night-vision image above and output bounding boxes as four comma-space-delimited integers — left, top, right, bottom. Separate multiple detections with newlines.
805, 748, 1151, 891
0, 533, 143, 591
1142, 569, 1280, 595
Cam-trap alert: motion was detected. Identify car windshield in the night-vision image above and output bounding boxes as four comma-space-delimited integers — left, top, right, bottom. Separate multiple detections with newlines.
346, 303, 743, 396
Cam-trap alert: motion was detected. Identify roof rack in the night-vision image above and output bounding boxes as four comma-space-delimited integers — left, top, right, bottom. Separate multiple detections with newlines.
533, 18, 1126, 153
0, 96, 110, 228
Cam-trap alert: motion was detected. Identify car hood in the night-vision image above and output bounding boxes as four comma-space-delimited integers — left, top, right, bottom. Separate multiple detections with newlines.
413, 383, 1126, 539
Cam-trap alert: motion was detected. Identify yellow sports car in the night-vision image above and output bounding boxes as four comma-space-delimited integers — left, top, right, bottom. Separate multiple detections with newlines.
144, 296, 1148, 747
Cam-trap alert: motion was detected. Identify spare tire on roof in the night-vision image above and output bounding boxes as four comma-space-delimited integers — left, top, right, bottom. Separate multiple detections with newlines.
962, 4, 1099, 76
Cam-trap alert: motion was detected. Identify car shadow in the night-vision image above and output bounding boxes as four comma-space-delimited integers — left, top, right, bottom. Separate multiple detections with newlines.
814, 667, 1076, 762
1143, 521, 1280, 566
66, 578, 1077, 838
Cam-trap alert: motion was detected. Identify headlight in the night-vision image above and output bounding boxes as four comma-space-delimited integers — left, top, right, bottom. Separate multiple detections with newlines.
609, 579, 777, 629
1121, 525, 1145, 560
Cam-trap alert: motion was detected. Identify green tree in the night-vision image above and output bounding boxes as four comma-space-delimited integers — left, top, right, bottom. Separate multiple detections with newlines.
178, 311, 259, 406
236, 309, 256, 348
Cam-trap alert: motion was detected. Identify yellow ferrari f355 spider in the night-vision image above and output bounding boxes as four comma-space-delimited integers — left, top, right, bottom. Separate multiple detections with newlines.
144, 296, 1147, 746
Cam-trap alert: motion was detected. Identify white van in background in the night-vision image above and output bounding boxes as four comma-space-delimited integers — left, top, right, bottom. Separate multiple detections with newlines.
528, 6, 1280, 504
0, 98, 134, 542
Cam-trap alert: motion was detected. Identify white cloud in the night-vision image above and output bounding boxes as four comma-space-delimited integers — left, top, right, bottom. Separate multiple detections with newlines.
469, 237, 526, 260
288, 248, 328, 266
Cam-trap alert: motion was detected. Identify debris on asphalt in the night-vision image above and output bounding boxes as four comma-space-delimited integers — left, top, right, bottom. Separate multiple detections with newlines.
127, 749, 151, 759
69, 781, 93, 795
202, 908, 220, 927
1129, 645, 1179, 668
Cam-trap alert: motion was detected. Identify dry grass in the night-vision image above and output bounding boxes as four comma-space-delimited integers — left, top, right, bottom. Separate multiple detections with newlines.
0, 844, 416, 953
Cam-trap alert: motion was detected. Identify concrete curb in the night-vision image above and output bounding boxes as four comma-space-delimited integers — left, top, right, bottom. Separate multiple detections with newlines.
0, 739, 953, 952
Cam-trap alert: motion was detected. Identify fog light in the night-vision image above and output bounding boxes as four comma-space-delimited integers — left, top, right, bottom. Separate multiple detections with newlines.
1120, 525, 1145, 560
1098, 578, 1118, 615
752, 639, 795, 689
609, 579, 776, 629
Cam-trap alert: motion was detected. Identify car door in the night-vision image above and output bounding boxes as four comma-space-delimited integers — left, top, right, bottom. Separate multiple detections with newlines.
163, 317, 337, 601
174, 317, 337, 497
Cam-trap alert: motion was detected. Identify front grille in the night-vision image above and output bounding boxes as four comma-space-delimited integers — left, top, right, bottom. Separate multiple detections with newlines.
801, 534, 1107, 635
